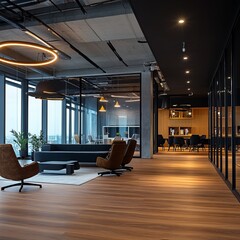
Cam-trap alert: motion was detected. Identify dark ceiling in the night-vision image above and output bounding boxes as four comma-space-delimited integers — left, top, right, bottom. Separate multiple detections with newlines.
0, 0, 240, 108
130, 0, 240, 106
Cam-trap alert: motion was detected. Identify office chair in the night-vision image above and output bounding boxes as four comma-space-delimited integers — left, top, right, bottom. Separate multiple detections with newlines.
158, 134, 166, 150
121, 139, 137, 171
87, 135, 95, 144
198, 135, 206, 150
168, 136, 175, 151
0, 144, 42, 192
189, 135, 201, 151
74, 134, 80, 144
173, 137, 185, 151
96, 140, 126, 176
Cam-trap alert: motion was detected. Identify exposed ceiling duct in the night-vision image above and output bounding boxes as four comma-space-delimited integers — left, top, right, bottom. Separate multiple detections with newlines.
0, 0, 106, 73
0, 0, 47, 10
145, 61, 170, 93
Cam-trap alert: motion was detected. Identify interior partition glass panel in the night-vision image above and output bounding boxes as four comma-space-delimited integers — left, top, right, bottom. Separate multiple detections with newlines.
234, 19, 240, 193
81, 74, 141, 156
216, 70, 222, 169
80, 97, 97, 144
225, 40, 232, 182
5, 78, 22, 154
47, 100, 62, 143
212, 79, 218, 165
218, 62, 224, 173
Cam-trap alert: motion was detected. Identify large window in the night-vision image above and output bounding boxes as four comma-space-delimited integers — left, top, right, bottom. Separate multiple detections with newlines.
66, 100, 78, 144
5, 78, 22, 153
47, 101, 62, 143
28, 84, 42, 136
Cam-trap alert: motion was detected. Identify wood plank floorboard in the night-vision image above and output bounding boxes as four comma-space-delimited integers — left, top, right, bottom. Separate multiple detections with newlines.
0, 152, 240, 240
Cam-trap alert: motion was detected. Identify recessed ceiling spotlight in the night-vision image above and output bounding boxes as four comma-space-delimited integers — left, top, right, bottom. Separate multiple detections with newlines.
182, 42, 186, 52
227, 76, 231, 79
185, 70, 190, 74
183, 56, 188, 60
178, 19, 185, 24
187, 88, 191, 91
186, 80, 190, 84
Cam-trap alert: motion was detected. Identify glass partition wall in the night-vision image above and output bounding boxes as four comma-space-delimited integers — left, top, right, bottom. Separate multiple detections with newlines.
209, 16, 240, 200
234, 19, 240, 194
1, 73, 141, 157
80, 74, 141, 156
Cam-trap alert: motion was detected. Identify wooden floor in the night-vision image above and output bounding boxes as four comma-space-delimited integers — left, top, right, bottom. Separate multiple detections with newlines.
0, 152, 240, 240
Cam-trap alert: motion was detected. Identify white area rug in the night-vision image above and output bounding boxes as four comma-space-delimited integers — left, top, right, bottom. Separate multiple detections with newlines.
0, 167, 99, 186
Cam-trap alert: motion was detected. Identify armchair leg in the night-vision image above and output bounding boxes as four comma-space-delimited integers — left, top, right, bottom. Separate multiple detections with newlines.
1, 180, 42, 192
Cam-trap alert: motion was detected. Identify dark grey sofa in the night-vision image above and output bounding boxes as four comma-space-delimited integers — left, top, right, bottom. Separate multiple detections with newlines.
34, 144, 111, 165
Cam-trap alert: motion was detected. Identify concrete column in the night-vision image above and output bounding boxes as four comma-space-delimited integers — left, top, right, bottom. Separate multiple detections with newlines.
141, 71, 153, 158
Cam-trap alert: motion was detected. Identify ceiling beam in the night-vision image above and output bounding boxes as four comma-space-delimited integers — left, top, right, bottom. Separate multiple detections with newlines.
75, 0, 87, 15
25, 65, 146, 81
0, 0, 132, 30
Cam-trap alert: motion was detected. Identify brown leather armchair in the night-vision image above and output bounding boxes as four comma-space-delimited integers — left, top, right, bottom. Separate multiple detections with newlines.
121, 139, 137, 171
0, 144, 42, 192
96, 140, 126, 176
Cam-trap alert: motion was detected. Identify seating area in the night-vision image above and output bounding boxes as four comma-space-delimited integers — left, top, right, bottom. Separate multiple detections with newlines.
34, 144, 112, 165
0, 139, 137, 192
159, 134, 209, 151
96, 139, 136, 176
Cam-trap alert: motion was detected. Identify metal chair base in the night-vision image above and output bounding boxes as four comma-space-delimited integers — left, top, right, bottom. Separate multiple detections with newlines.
121, 165, 133, 171
1, 179, 42, 192
98, 169, 123, 176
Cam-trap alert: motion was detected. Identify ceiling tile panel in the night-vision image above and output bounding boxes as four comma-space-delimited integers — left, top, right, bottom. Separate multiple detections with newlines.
49, 20, 101, 43
86, 14, 138, 41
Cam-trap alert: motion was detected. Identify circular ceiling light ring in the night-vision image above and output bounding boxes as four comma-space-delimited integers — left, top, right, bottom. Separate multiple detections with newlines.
0, 41, 58, 66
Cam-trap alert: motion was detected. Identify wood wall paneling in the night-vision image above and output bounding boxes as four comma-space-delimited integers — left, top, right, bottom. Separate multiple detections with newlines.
158, 108, 208, 138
